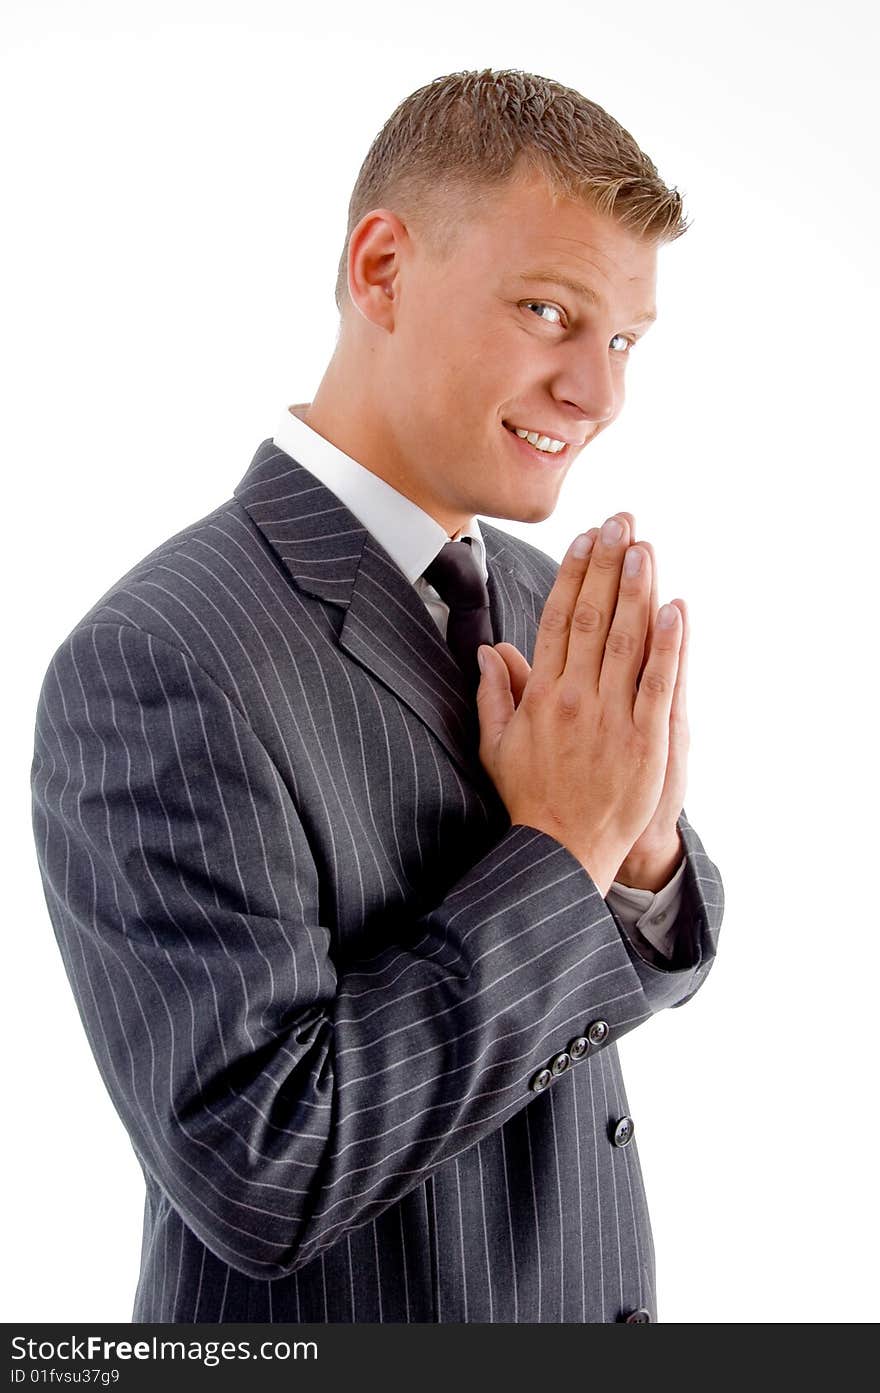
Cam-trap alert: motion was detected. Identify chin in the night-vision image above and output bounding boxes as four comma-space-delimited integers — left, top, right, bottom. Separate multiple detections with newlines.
480, 495, 559, 526
518, 499, 558, 524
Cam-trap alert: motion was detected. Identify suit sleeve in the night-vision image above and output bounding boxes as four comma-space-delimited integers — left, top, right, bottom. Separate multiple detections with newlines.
30, 621, 724, 1280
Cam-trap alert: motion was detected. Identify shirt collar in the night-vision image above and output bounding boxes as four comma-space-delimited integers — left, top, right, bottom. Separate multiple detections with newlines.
272, 405, 487, 585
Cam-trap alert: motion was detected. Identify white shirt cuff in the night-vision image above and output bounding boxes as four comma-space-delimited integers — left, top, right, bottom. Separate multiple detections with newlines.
606, 855, 688, 959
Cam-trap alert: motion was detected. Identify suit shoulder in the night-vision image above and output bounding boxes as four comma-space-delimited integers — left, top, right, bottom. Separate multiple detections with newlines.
480, 519, 561, 596
38, 495, 266, 674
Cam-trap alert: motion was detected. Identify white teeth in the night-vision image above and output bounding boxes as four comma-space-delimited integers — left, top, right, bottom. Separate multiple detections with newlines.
512, 427, 566, 454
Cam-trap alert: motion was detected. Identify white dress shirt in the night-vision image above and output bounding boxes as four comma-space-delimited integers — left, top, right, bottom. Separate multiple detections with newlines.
273, 404, 687, 959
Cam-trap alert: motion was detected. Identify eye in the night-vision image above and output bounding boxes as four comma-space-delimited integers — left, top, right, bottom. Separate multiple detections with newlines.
610, 333, 635, 354
524, 301, 565, 325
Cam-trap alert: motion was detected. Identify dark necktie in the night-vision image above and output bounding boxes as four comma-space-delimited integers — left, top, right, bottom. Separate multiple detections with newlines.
422, 538, 494, 693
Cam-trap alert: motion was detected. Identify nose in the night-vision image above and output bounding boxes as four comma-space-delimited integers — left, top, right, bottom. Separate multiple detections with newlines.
552, 337, 618, 425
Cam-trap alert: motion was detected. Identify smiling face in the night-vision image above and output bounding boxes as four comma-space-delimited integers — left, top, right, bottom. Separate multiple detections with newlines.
318, 166, 659, 533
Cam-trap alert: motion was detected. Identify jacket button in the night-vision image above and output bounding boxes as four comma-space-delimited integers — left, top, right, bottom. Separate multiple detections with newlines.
612, 1115, 635, 1147
568, 1036, 589, 1060
551, 1051, 571, 1075
587, 1019, 609, 1045
530, 1067, 553, 1093
624, 1308, 652, 1323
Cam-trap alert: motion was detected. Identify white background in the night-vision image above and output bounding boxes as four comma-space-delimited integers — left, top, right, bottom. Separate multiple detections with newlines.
3, 0, 877, 1324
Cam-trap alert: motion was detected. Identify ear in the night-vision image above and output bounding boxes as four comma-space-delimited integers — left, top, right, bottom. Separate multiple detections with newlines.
346, 208, 410, 330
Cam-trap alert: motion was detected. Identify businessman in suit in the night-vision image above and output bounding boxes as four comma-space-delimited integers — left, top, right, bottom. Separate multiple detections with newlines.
30, 69, 724, 1322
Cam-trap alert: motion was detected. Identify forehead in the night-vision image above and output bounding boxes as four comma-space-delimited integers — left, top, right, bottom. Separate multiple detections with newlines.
464, 172, 658, 302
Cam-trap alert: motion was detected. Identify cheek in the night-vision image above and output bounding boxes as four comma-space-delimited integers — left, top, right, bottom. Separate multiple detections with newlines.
433, 358, 485, 421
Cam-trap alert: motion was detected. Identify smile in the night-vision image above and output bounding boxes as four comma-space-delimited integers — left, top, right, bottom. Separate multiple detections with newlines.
502, 420, 575, 468
503, 422, 568, 453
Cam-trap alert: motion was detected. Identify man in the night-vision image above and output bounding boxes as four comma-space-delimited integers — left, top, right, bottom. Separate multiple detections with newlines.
30, 68, 723, 1323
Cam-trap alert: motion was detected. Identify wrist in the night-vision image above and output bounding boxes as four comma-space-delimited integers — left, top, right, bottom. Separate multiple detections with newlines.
615, 831, 683, 892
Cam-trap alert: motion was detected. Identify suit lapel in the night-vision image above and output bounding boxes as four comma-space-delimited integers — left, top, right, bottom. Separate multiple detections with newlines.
234, 439, 544, 781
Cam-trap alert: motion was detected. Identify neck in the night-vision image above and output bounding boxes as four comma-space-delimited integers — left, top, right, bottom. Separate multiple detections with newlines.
299, 349, 473, 538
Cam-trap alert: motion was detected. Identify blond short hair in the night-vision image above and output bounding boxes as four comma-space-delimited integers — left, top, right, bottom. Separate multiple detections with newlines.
334, 67, 689, 314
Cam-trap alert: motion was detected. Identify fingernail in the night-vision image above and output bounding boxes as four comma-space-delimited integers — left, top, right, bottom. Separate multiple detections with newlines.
601, 517, 623, 545
623, 547, 642, 576
571, 532, 594, 558
477, 646, 488, 672
658, 604, 678, 627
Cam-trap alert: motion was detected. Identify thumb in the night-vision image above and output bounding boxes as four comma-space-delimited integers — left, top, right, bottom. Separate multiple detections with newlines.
475, 644, 517, 759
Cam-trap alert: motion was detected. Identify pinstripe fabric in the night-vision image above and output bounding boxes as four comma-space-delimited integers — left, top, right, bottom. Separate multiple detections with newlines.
30, 438, 724, 1323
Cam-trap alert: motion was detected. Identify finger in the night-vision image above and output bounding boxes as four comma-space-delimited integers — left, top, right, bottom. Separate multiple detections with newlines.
475, 644, 517, 757
668, 598, 689, 736
656, 599, 690, 816
582, 513, 634, 580
494, 641, 532, 707
530, 533, 598, 681
561, 512, 636, 693
530, 515, 631, 681
634, 538, 659, 687
582, 515, 648, 688
578, 514, 633, 582
595, 539, 653, 706
632, 600, 682, 738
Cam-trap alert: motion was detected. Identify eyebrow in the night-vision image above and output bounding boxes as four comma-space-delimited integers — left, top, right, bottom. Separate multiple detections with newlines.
515, 269, 657, 325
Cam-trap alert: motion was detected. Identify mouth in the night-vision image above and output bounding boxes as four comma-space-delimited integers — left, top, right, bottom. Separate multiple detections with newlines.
502, 420, 577, 468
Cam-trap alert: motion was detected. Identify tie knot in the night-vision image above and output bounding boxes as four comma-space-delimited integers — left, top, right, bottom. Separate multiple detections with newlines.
423, 539, 488, 609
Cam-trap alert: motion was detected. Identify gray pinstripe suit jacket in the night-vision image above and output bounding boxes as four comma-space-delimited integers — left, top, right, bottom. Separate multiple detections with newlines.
30, 437, 724, 1323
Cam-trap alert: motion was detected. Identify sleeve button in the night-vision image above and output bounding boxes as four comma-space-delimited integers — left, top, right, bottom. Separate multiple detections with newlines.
587, 1020, 610, 1046
568, 1036, 589, 1060
611, 1115, 635, 1147
530, 1067, 553, 1093
551, 1051, 571, 1075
